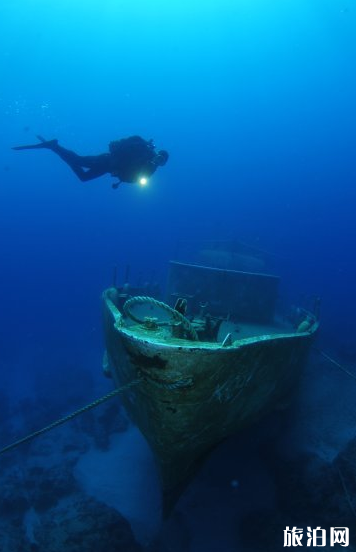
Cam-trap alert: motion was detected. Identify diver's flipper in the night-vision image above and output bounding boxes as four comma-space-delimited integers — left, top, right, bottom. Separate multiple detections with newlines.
12, 137, 58, 151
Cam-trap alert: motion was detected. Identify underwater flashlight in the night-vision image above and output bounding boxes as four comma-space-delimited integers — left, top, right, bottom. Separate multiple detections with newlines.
138, 176, 148, 186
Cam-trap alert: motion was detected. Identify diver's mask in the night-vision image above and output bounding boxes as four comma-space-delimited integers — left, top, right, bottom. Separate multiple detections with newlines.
154, 150, 169, 166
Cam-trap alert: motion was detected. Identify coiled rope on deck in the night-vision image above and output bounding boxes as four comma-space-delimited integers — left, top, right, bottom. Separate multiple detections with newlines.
123, 295, 199, 341
0, 378, 141, 456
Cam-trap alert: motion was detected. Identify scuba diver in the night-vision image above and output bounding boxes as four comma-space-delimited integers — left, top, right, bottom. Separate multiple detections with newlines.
12, 135, 169, 188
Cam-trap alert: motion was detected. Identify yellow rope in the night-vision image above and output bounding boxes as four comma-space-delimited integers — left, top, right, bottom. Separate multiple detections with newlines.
0, 379, 141, 456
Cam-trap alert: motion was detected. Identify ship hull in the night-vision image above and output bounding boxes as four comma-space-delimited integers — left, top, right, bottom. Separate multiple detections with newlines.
103, 289, 317, 513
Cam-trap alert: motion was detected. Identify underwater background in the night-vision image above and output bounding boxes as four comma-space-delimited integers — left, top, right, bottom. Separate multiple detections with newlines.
1, 0, 356, 550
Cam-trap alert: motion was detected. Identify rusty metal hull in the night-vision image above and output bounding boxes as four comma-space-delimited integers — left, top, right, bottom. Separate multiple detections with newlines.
102, 289, 317, 513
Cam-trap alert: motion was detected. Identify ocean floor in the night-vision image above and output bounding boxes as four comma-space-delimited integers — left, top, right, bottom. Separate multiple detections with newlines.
0, 349, 356, 551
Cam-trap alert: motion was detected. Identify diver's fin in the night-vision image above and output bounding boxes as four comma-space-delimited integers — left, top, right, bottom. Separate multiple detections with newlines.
12, 136, 58, 151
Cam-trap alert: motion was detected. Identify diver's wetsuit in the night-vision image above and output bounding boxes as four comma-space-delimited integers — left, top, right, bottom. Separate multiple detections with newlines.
49, 143, 110, 181
12, 135, 169, 185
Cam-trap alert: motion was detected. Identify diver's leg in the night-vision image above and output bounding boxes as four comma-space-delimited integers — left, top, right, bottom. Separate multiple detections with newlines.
47, 143, 110, 181
12, 136, 96, 167
65, 164, 108, 182
49, 142, 91, 167
13, 136, 110, 182
12, 138, 59, 151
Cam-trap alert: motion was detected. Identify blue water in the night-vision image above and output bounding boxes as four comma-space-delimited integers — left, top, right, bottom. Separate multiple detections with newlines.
1, 1, 356, 550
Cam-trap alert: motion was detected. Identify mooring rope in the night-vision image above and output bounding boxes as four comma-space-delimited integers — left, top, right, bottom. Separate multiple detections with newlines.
335, 465, 356, 520
314, 347, 356, 381
0, 379, 141, 456
2, 347, 353, 456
